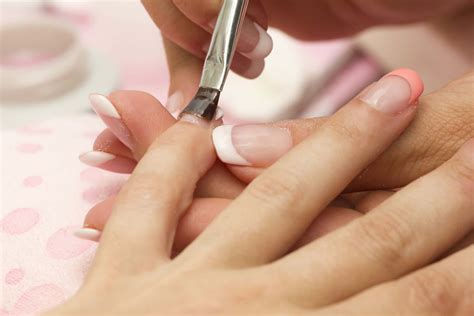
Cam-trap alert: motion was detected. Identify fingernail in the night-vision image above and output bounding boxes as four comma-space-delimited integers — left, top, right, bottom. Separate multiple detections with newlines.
166, 91, 185, 114
212, 125, 293, 167
74, 228, 101, 242
360, 69, 424, 114
79, 151, 116, 166
238, 19, 273, 59
89, 94, 134, 149
207, 18, 272, 60
79, 151, 136, 173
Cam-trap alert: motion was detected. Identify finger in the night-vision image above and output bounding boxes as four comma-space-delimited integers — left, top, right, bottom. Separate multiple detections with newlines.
172, 0, 273, 60
291, 207, 361, 250
345, 190, 396, 214
89, 91, 175, 157
80, 203, 361, 254
216, 70, 474, 193
89, 91, 244, 198
328, 246, 474, 315
163, 38, 203, 116
92, 114, 219, 274
142, 0, 264, 82
75, 197, 230, 247
273, 139, 474, 306
163, 39, 264, 115
179, 69, 423, 268
441, 230, 474, 258
80, 129, 136, 174
214, 69, 423, 183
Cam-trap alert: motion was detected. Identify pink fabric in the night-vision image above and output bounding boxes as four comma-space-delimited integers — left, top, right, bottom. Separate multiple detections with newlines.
1, 115, 127, 315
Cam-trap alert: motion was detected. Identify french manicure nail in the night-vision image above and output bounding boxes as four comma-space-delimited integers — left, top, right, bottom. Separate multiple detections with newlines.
79, 151, 116, 167
360, 69, 424, 114
89, 94, 134, 149
79, 151, 136, 173
207, 18, 272, 60
238, 19, 273, 59
74, 228, 101, 242
166, 91, 185, 114
213, 125, 293, 167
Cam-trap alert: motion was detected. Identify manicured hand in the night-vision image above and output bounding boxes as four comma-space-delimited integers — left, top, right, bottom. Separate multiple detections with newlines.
49, 67, 473, 314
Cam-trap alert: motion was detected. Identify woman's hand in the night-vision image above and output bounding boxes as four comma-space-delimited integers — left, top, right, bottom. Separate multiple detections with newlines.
78, 70, 473, 250
141, 0, 472, 114
49, 70, 473, 314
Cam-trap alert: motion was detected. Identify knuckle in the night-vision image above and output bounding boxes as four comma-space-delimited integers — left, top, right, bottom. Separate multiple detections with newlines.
247, 169, 305, 210
329, 119, 369, 148
406, 269, 459, 314
353, 210, 412, 270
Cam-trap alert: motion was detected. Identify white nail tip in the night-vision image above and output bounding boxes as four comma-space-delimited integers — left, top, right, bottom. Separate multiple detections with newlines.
166, 91, 184, 113
74, 228, 101, 242
79, 151, 116, 167
89, 94, 120, 119
244, 23, 273, 60
212, 125, 251, 166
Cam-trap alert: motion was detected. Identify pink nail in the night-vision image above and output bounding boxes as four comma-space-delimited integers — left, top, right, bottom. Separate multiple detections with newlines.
89, 94, 134, 149
360, 69, 424, 114
213, 125, 293, 167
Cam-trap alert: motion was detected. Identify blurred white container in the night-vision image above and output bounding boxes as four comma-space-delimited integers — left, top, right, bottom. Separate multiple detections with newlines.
0, 17, 87, 101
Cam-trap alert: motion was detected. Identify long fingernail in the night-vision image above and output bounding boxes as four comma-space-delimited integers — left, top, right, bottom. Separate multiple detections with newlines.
74, 228, 101, 242
166, 91, 184, 117
79, 151, 116, 166
208, 18, 272, 60
89, 94, 134, 149
360, 69, 424, 114
212, 125, 293, 167
79, 151, 136, 173
238, 19, 273, 59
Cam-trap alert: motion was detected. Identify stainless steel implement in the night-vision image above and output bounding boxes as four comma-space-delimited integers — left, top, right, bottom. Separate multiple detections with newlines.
180, 0, 249, 120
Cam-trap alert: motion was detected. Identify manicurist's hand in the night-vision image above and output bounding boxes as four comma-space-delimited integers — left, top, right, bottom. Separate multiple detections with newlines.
49, 68, 473, 315
141, 0, 472, 114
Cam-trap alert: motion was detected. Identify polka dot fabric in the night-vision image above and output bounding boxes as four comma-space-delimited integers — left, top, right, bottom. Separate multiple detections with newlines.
1, 114, 128, 315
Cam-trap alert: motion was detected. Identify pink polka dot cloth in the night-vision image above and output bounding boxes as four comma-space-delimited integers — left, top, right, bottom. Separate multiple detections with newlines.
1, 114, 128, 315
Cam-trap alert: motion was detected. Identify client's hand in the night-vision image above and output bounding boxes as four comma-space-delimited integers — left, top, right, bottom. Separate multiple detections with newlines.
78, 70, 473, 253
48, 73, 473, 314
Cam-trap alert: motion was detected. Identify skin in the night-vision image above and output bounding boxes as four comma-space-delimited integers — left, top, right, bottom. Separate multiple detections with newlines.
47, 83, 473, 315
141, 0, 473, 103
84, 70, 474, 251
58, 1, 474, 313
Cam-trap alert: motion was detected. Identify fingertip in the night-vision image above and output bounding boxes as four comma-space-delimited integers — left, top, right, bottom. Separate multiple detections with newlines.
243, 59, 265, 79
385, 68, 424, 104
83, 197, 116, 231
